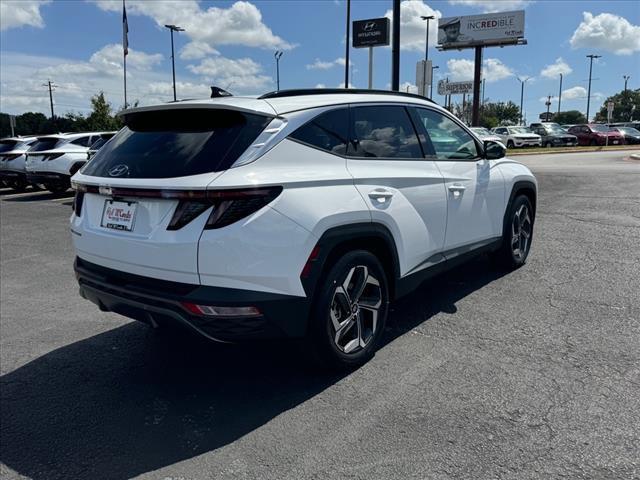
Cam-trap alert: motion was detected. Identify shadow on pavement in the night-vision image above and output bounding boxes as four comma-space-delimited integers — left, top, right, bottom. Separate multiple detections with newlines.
0, 257, 507, 479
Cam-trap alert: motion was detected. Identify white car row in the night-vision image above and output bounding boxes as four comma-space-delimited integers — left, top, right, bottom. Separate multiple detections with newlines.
0, 131, 115, 193
472, 126, 542, 148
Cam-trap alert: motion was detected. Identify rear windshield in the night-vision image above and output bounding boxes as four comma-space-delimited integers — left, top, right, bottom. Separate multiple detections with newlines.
0, 141, 19, 153
30, 138, 63, 152
82, 109, 272, 178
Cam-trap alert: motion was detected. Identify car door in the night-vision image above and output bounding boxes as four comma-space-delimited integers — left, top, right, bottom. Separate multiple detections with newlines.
345, 104, 447, 277
410, 107, 506, 253
493, 127, 508, 144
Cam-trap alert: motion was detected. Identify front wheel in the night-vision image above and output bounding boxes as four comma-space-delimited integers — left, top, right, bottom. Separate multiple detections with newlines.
507, 140, 515, 149
492, 195, 534, 269
306, 250, 389, 370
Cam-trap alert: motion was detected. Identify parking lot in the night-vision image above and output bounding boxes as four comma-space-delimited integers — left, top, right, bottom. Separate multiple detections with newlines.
1, 150, 639, 479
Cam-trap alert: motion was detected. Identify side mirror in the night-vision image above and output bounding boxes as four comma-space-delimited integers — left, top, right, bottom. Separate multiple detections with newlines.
484, 140, 506, 160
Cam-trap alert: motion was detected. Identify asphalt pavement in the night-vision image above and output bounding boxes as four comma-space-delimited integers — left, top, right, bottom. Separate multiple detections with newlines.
1, 150, 639, 479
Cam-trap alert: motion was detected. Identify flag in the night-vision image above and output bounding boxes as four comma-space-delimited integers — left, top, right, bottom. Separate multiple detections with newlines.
122, 0, 129, 57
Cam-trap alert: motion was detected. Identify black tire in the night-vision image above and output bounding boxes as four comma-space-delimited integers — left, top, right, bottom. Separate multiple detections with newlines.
507, 140, 515, 149
545, 142, 552, 148
9, 179, 27, 192
492, 195, 534, 270
306, 250, 389, 370
44, 182, 69, 194
590, 139, 597, 146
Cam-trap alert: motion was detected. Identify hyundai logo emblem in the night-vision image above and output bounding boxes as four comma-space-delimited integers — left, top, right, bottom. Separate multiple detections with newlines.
364, 21, 376, 31
108, 164, 129, 177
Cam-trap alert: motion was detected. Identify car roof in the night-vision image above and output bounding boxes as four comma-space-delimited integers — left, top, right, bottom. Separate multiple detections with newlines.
0, 136, 37, 142
120, 89, 440, 117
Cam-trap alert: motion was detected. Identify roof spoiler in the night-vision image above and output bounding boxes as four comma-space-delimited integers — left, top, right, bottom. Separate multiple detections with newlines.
211, 86, 233, 98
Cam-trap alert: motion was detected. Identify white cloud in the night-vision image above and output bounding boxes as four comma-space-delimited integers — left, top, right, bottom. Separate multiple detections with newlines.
187, 56, 272, 92
570, 12, 640, 55
306, 57, 352, 70
93, 0, 294, 53
446, 58, 513, 83
338, 82, 355, 89
315, 83, 326, 89
179, 42, 220, 60
561, 86, 587, 100
384, 1, 442, 52
540, 57, 572, 79
447, 0, 533, 13
400, 82, 419, 94
0, 0, 50, 31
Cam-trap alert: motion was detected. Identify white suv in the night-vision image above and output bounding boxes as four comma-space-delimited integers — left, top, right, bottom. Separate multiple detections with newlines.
491, 126, 542, 148
0, 136, 37, 191
26, 132, 115, 193
71, 89, 537, 369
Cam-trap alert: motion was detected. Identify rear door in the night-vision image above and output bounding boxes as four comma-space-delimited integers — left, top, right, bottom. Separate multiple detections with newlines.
71, 108, 272, 284
345, 104, 447, 276
410, 107, 506, 252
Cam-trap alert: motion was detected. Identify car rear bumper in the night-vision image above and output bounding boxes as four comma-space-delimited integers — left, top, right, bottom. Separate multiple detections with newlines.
26, 172, 70, 184
74, 257, 311, 341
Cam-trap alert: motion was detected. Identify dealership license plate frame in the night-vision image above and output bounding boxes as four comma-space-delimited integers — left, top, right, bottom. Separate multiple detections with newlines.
101, 199, 138, 232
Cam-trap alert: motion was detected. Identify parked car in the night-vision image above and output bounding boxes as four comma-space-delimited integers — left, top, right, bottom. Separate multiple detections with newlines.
87, 132, 117, 160
609, 126, 640, 144
25, 132, 115, 193
0, 136, 37, 191
469, 127, 503, 143
567, 124, 625, 146
491, 126, 542, 148
529, 123, 578, 148
71, 89, 537, 369
609, 122, 640, 131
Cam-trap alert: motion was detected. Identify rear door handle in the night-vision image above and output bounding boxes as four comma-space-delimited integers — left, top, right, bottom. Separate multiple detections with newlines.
368, 190, 394, 203
448, 184, 466, 192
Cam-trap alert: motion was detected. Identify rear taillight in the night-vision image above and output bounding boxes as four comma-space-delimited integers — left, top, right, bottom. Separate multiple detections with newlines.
72, 191, 85, 216
46, 153, 64, 161
204, 187, 282, 230
167, 187, 282, 231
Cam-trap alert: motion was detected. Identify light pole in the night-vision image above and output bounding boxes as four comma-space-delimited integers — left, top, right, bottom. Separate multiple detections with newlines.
274, 51, 283, 91
430, 65, 439, 98
517, 76, 530, 125
557, 73, 563, 115
585, 54, 601, 122
623, 75, 630, 92
420, 15, 435, 97
164, 24, 185, 102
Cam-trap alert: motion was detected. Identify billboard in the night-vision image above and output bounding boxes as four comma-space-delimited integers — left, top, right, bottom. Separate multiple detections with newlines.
437, 10, 525, 49
353, 18, 390, 48
438, 80, 473, 95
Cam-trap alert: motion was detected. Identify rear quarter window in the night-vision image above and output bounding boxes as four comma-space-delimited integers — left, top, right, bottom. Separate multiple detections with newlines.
81, 109, 271, 178
288, 108, 349, 155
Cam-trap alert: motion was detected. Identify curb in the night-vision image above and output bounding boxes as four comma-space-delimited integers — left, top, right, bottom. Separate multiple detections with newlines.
629, 153, 640, 161
508, 146, 640, 156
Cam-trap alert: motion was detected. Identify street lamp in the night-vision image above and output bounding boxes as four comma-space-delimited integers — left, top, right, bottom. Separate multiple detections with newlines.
623, 75, 630, 92
430, 65, 439, 98
164, 24, 185, 102
420, 15, 435, 97
517, 76, 531, 125
585, 54, 601, 122
274, 51, 283, 91
557, 73, 563, 115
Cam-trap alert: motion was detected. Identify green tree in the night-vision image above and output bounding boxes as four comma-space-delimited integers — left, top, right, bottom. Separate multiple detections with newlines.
477, 101, 521, 128
85, 92, 120, 131
553, 110, 587, 125
594, 89, 640, 122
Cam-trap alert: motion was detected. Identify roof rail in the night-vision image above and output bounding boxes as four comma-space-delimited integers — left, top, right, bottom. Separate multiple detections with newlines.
258, 88, 436, 103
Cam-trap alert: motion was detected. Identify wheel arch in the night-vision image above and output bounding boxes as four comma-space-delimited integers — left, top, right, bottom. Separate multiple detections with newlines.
503, 180, 537, 236
302, 223, 401, 301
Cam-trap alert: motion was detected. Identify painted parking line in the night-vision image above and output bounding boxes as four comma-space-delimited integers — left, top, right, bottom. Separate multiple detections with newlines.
50, 196, 74, 203
0, 190, 54, 200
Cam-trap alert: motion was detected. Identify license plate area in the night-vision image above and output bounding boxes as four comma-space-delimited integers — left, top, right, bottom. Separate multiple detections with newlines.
101, 199, 137, 232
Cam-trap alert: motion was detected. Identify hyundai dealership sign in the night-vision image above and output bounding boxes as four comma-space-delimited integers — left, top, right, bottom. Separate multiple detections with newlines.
437, 10, 525, 49
353, 18, 390, 48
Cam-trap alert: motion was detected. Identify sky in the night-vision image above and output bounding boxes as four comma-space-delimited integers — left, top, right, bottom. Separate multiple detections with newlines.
0, 0, 638, 122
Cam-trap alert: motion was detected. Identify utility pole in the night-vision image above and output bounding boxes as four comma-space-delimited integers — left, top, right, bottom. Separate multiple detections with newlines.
344, 0, 350, 88
42, 80, 57, 120
420, 15, 434, 97
471, 46, 483, 126
391, 0, 400, 91
623, 75, 630, 92
274, 51, 283, 90
517, 76, 530, 126
430, 65, 439, 98
545, 95, 552, 120
165, 24, 185, 102
557, 73, 563, 115
585, 54, 601, 122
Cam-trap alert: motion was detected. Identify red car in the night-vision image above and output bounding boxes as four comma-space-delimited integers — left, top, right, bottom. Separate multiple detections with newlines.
567, 124, 625, 146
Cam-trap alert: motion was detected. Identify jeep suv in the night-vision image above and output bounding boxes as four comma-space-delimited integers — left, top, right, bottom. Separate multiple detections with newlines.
71, 89, 537, 368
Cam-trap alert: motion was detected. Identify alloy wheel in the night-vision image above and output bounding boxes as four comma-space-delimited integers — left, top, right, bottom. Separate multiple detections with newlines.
329, 265, 382, 354
511, 204, 532, 261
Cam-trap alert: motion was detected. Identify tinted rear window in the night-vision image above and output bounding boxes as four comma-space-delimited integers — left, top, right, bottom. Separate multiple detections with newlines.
0, 141, 19, 153
30, 138, 63, 152
82, 109, 271, 178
